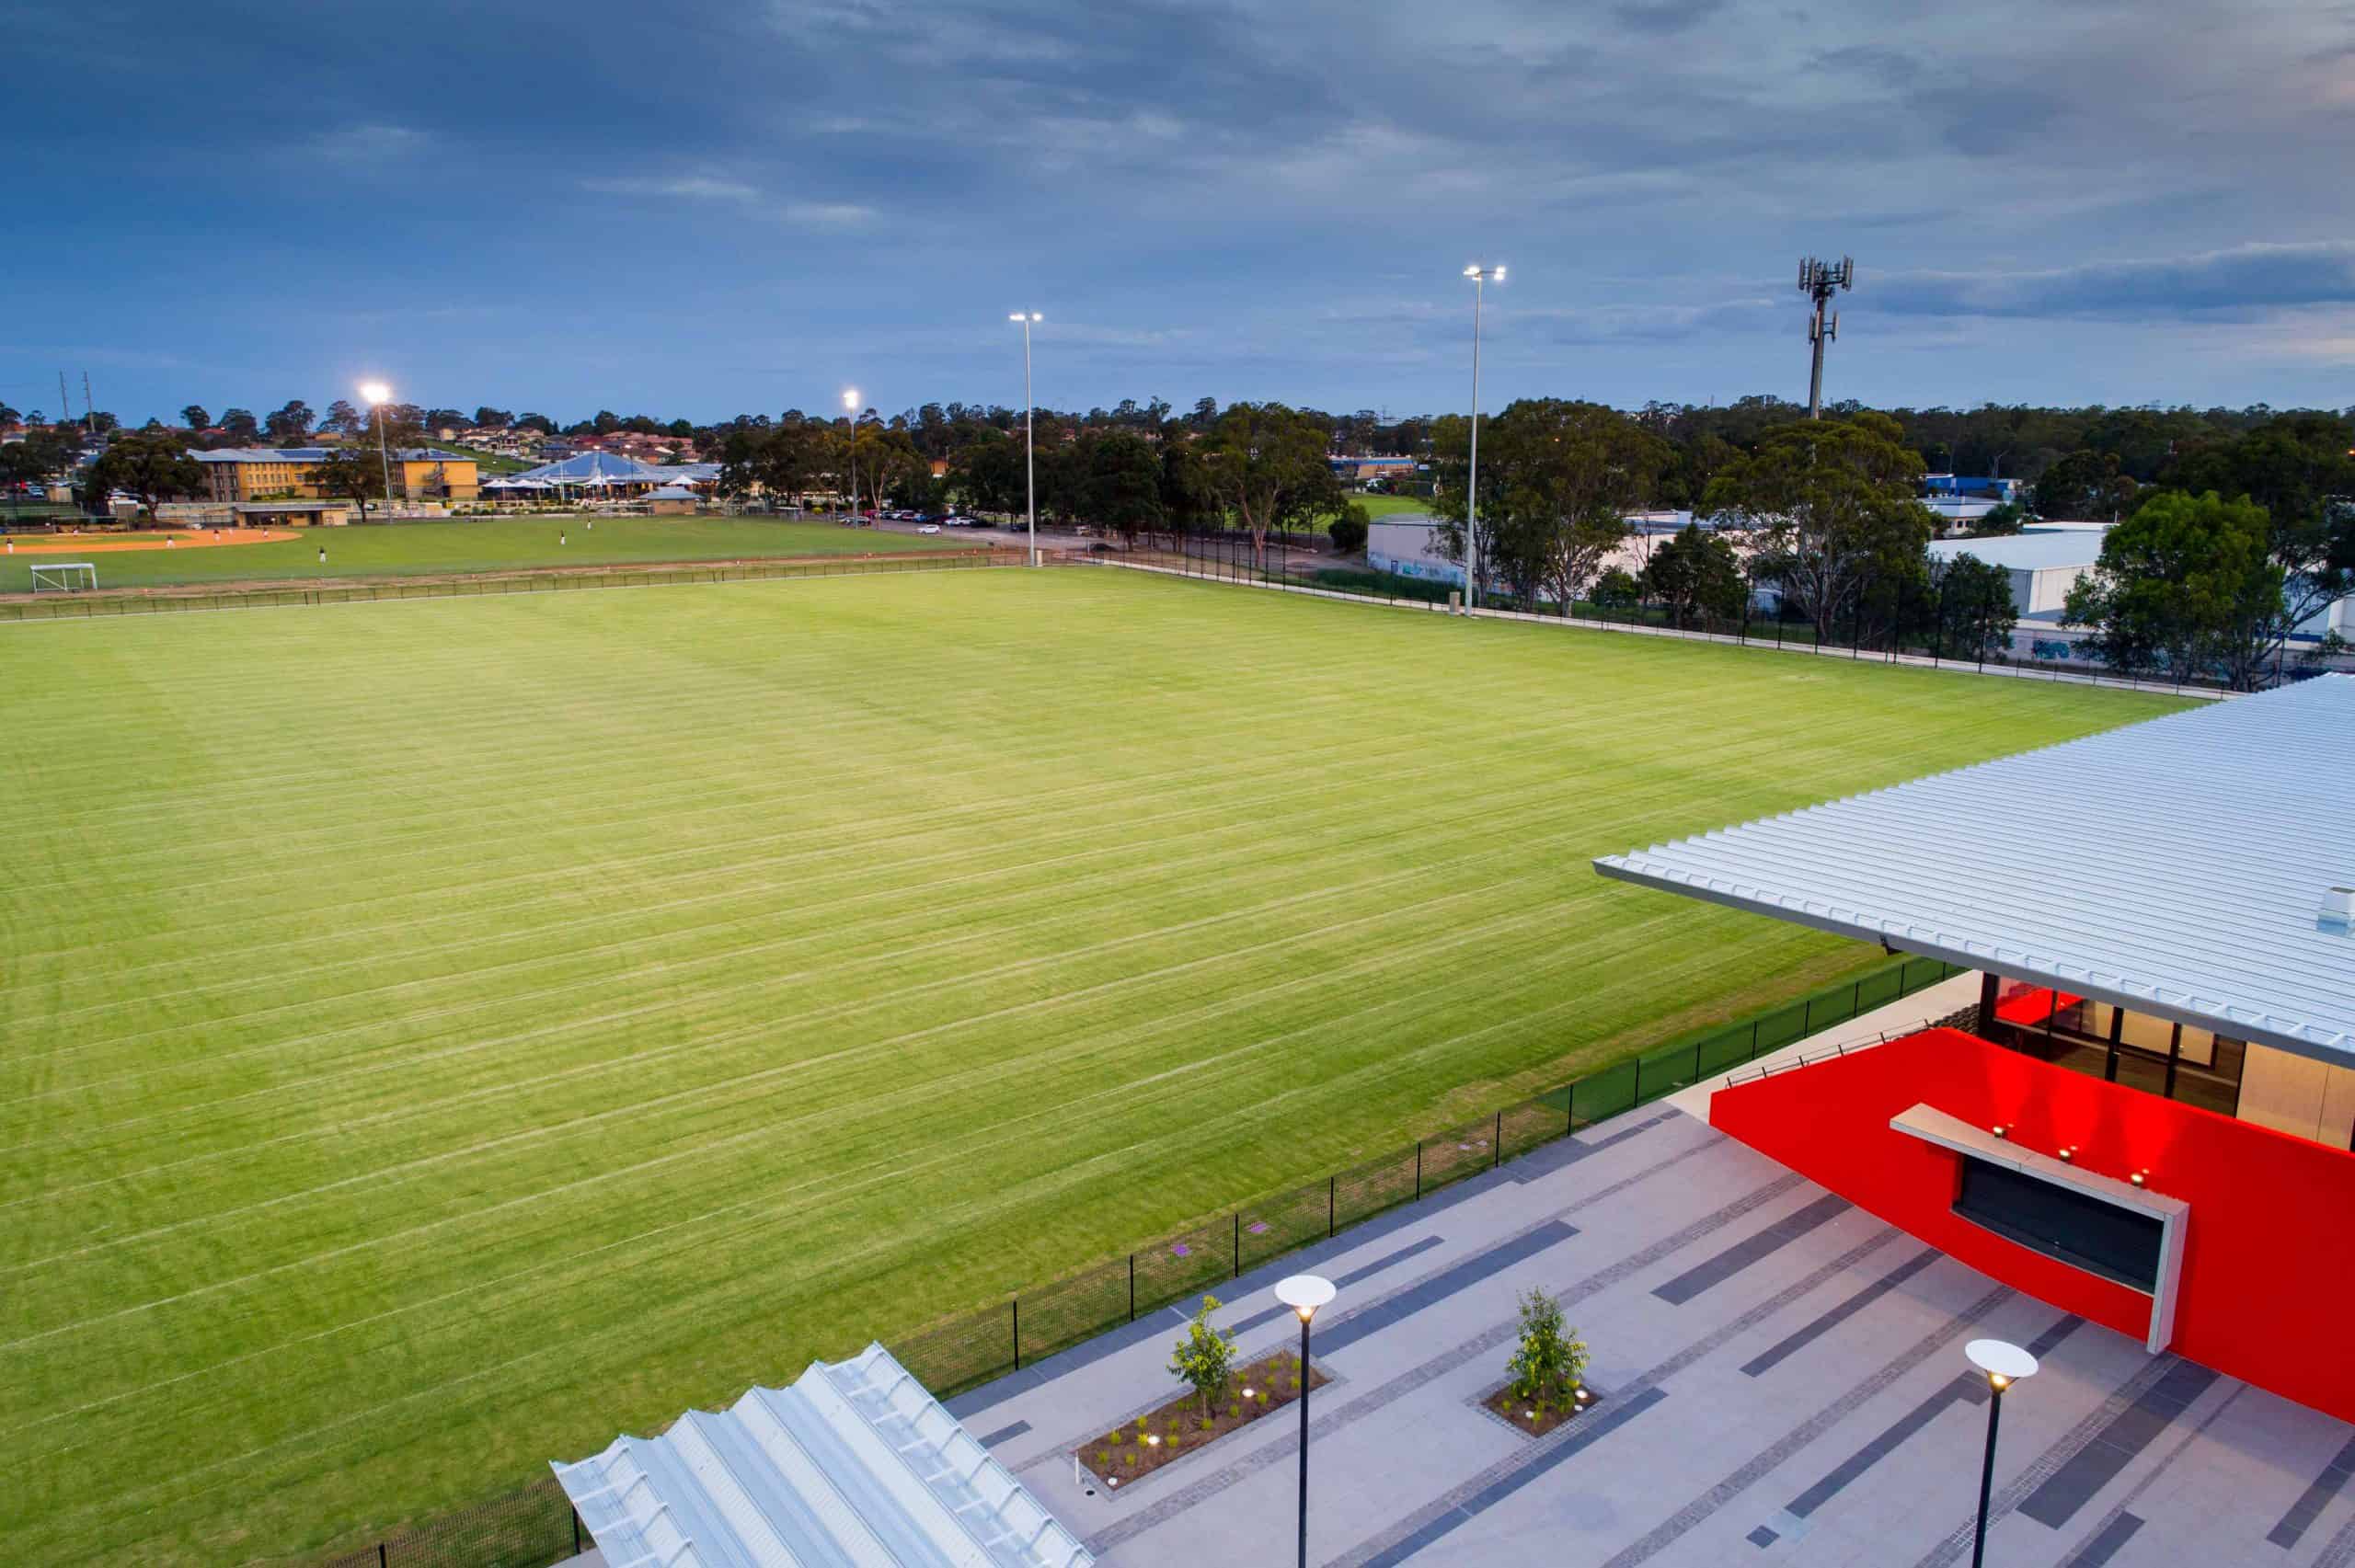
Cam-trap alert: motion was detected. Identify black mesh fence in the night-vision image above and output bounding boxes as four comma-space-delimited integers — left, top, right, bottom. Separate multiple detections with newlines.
317, 954, 1967, 1563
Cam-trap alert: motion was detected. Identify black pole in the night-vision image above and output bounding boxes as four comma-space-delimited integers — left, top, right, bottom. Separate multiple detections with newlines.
1012, 1299, 1020, 1372
1328, 1175, 1336, 1239
1296, 1312, 1314, 1568
1130, 1253, 1137, 1322
2104, 1005, 2124, 1082
1493, 1110, 1501, 1169
1234, 1211, 1241, 1280
1971, 1382, 2004, 1568
1414, 1140, 1422, 1200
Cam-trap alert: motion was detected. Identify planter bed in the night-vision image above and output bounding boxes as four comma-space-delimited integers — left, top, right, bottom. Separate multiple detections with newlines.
1074, 1349, 1331, 1490
1481, 1379, 1603, 1438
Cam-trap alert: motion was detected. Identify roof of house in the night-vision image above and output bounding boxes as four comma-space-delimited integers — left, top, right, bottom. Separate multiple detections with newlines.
643, 485, 698, 499
1926, 532, 2104, 572
552, 1342, 1091, 1568
507, 451, 667, 483
190, 446, 474, 464
1593, 677, 2355, 1065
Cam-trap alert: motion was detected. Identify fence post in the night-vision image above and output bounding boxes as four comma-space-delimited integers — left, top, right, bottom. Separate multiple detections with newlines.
574, 1505, 583, 1554
1634, 1055, 1643, 1103
1328, 1176, 1336, 1239
1802, 997, 1814, 1036
1692, 1040, 1702, 1084
1750, 1018, 1761, 1059
1852, 979, 1862, 1020
378, 1545, 387, 1568
1414, 1140, 1422, 1201
1012, 1299, 1020, 1372
1233, 1212, 1241, 1281
1493, 1110, 1501, 1168
1566, 1078, 1576, 1134
1130, 1254, 1136, 1323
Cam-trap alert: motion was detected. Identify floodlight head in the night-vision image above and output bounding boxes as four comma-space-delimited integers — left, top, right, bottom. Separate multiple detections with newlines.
1274, 1273, 1336, 1322
1493, 266, 1505, 281
1009, 313, 1026, 322
1464, 265, 1481, 278
843, 388, 859, 410
359, 381, 392, 406
1029, 312, 1042, 321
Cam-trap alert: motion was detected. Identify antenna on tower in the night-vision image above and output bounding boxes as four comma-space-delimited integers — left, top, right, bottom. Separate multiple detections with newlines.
82, 372, 95, 433
59, 372, 71, 433
1796, 255, 1855, 419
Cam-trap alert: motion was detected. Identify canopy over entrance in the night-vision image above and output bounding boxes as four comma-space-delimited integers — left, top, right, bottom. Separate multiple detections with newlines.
1595, 676, 2355, 1065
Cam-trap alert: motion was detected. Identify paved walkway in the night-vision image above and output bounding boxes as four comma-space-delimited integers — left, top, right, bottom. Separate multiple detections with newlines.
949, 1105, 2355, 1565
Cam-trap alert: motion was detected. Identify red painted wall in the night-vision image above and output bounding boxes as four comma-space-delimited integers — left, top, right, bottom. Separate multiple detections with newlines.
1710, 1027, 2355, 1425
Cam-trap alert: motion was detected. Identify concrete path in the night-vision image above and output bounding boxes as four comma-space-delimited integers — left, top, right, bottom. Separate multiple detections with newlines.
949, 1104, 2355, 1565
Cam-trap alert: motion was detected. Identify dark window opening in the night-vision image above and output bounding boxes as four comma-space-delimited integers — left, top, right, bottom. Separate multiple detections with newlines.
1953, 1157, 2162, 1292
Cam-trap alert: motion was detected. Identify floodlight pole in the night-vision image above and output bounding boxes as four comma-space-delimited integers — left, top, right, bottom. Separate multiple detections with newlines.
1012, 313, 1040, 567
375, 405, 392, 513
843, 389, 860, 522
1464, 266, 1502, 611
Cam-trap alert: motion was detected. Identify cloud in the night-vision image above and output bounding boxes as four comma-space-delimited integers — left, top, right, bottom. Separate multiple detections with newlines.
314, 123, 427, 162
1611, 0, 1729, 34
581, 175, 759, 201
1872, 243, 2355, 322
779, 201, 879, 228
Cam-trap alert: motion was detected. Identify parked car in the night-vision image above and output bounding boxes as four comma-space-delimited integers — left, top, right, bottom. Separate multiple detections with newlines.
917, 523, 941, 534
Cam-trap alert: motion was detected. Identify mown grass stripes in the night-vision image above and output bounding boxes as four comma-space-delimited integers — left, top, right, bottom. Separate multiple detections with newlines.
0, 567, 2182, 1563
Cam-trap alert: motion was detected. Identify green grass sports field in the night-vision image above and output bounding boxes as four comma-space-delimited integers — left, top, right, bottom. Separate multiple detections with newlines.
0, 567, 2186, 1562
0, 515, 958, 593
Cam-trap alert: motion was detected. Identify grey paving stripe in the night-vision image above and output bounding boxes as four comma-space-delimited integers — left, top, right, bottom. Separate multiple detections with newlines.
1740, 1246, 1939, 1378
1777, 1313, 2084, 1525
1081, 1169, 1815, 1556
1227, 1235, 1446, 1336
1651, 1192, 1852, 1306
1315, 1220, 1578, 1354
976, 1418, 1030, 1447
2313, 1502, 2355, 1568
2059, 1510, 2143, 1567
2268, 1429, 2355, 1549
2051, 1384, 2247, 1568
1327, 1224, 1910, 1568
2017, 1360, 2221, 1528
1592, 1279, 2016, 1568
1352, 1387, 1671, 1568
1507, 1108, 1681, 1183
1906, 1346, 2204, 1568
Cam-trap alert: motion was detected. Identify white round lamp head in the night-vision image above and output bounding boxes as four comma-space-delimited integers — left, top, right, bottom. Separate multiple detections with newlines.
1275, 1274, 1335, 1322
358, 381, 392, 406
1966, 1338, 2038, 1391
843, 388, 859, 412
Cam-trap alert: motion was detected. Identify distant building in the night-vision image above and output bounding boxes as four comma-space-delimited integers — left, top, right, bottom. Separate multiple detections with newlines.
1330, 454, 1420, 482
1924, 474, 2023, 502
190, 447, 481, 503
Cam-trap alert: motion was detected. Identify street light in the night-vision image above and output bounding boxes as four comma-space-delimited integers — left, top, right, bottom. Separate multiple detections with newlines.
1274, 1274, 1335, 1568
1462, 266, 1503, 611
1965, 1338, 2038, 1568
1010, 313, 1040, 566
843, 388, 860, 522
359, 381, 393, 520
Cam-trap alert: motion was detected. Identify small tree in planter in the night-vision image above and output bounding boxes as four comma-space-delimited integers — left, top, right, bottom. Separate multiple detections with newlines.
1506, 1287, 1588, 1409
1168, 1294, 1240, 1419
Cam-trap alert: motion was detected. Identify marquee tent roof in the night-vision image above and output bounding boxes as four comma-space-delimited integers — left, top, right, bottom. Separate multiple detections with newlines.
552, 1342, 1091, 1568
1595, 677, 2355, 1065
504, 451, 668, 485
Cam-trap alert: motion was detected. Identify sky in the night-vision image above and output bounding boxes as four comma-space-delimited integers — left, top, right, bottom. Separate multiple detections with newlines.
5, 0, 2353, 428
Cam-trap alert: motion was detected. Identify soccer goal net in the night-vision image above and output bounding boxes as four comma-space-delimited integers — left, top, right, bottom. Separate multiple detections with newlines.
29, 562, 98, 593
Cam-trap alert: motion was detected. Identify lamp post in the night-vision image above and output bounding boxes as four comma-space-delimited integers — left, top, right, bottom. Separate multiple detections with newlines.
1965, 1338, 2038, 1568
1462, 266, 1502, 611
358, 381, 393, 520
1274, 1274, 1335, 1568
843, 388, 860, 522
1009, 312, 1040, 566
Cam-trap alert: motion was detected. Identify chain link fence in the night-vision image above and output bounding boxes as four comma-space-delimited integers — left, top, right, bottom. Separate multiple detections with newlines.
0, 547, 1025, 623
1104, 532, 2282, 696
312, 954, 1961, 1564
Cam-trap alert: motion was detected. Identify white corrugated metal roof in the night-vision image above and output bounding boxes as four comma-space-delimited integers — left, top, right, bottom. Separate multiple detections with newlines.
1927, 533, 2102, 572
1594, 676, 2355, 1064
552, 1343, 1091, 1568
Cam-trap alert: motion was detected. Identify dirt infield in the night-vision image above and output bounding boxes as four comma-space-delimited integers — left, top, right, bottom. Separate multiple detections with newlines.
2, 528, 299, 555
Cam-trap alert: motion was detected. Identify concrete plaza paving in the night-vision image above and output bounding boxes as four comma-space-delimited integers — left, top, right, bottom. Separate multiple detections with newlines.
949, 1099, 2355, 1565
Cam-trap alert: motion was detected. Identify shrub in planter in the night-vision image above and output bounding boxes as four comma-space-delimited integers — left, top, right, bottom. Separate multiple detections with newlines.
1168, 1294, 1240, 1419
1506, 1287, 1589, 1406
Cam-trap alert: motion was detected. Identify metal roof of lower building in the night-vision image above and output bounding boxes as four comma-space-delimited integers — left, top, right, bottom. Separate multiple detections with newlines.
1594, 676, 2355, 1065
552, 1343, 1091, 1568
